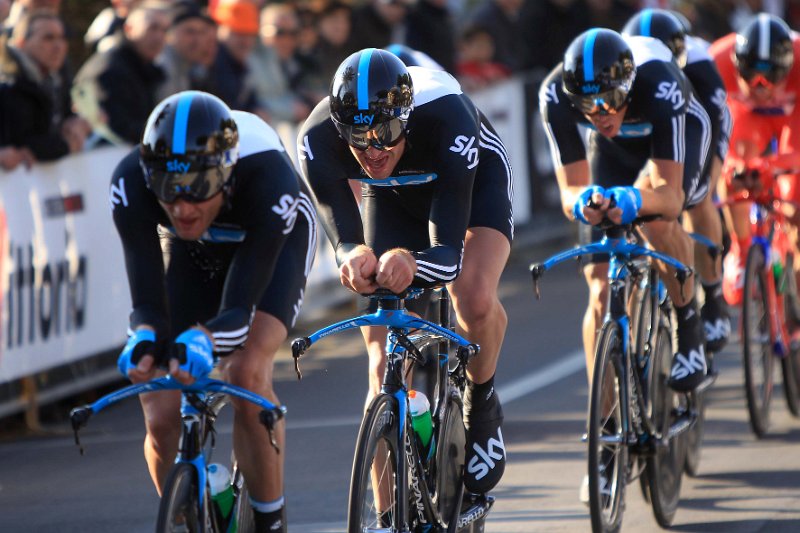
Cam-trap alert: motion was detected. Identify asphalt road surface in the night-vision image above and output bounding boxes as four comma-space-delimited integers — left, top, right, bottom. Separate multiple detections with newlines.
1, 242, 799, 532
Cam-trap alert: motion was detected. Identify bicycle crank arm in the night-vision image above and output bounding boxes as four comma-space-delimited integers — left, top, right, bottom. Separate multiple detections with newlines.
456, 493, 495, 531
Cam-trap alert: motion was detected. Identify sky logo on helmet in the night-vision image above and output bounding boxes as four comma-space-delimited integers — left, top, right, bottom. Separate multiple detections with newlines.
582, 83, 601, 94
166, 160, 191, 174
353, 113, 375, 126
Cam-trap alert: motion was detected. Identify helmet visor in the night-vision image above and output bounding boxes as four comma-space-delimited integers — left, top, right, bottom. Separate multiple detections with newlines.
333, 116, 406, 151
142, 163, 233, 203
568, 88, 630, 116
738, 61, 791, 87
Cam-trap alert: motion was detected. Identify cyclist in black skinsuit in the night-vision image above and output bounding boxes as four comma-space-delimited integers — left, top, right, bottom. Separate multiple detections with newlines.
622, 7, 732, 354
297, 48, 512, 495
110, 91, 316, 533
539, 27, 712, 504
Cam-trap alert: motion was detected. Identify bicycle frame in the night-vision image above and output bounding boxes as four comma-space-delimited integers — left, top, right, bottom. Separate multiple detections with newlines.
531, 225, 695, 445
291, 288, 489, 532
70, 376, 285, 528
723, 189, 795, 355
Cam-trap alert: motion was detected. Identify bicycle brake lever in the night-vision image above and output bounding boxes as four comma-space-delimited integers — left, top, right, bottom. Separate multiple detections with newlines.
530, 263, 544, 299
259, 409, 285, 454
291, 337, 310, 380
675, 268, 693, 301
69, 405, 93, 456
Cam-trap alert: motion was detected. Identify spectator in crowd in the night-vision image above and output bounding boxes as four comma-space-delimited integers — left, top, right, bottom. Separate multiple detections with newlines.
466, 0, 528, 72
84, 0, 141, 53
249, 2, 321, 125
0, 0, 10, 25
0, 11, 90, 170
155, 1, 217, 102
295, 6, 318, 59
583, 0, 637, 31
72, 1, 169, 145
4, 0, 61, 33
349, 0, 410, 51
405, 0, 456, 73
312, 0, 354, 86
210, 0, 260, 113
455, 24, 511, 92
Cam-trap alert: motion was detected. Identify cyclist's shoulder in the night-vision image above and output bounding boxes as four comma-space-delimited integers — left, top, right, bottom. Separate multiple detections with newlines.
409, 66, 463, 108
233, 110, 285, 158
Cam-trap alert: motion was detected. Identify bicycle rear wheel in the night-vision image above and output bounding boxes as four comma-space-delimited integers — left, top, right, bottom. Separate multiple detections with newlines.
588, 321, 627, 533
433, 389, 465, 526
156, 463, 202, 533
780, 253, 800, 417
645, 323, 684, 527
348, 394, 405, 533
742, 244, 775, 437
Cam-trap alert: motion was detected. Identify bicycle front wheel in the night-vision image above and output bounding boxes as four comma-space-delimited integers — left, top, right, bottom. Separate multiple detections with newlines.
588, 321, 628, 533
348, 394, 405, 533
231, 461, 255, 533
781, 253, 800, 417
645, 323, 684, 527
742, 244, 775, 437
156, 463, 202, 533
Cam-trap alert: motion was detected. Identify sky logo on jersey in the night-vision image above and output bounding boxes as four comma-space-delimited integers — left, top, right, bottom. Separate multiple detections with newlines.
166, 159, 191, 174
655, 81, 685, 110
353, 113, 375, 126
450, 135, 479, 169
581, 83, 601, 94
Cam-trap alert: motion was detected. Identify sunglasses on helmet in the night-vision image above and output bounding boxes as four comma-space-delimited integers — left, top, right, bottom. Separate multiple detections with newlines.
333, 116, 407, 151
568, 88, 630, 116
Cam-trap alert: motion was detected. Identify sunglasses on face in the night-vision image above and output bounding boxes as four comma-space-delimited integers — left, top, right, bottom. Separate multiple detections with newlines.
568, 88, 629, 117
334, 117, 406, 151
141, 158, 233, 204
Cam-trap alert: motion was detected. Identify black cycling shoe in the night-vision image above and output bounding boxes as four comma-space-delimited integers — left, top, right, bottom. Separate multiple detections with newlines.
669, 304, 708, 392
463, 384, 506, 494
701, 293, 731, 353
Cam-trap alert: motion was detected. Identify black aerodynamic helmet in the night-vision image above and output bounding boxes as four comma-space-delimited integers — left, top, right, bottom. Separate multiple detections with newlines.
562, 28, 636, 115
734, 13, 794, 86
622, 8, 687, 68
329, 48, 414, 150
140, 91, 239, 203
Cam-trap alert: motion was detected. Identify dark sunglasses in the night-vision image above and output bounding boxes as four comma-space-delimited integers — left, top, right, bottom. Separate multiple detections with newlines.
568, 88, 629, 116
141, 158, 233, 204
333, 117, 406, 151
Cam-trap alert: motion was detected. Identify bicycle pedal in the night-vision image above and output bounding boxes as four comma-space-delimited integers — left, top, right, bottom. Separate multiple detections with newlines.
456, 493, 494, 532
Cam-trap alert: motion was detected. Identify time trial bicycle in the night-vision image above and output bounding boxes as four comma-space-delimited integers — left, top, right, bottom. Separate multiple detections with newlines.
722, 157, 800, 437
291, 287, 493, 533
70, 372, 285, 532
530, 216, 710, 532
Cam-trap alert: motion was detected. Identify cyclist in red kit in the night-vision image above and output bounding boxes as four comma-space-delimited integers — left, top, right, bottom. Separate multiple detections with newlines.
710, 13, 800, 306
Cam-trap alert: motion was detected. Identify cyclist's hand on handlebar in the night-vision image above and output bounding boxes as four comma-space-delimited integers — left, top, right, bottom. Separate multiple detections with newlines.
118, 328, 157, 382
376, 248, 417, 293
340, 245, 379, 293
169, 327, 215, 385
604, 186, 642, 225
572, 185, 606, 225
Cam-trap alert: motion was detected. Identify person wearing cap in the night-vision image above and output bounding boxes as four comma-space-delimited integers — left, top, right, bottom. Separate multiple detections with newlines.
209, 0, 262, 114
154, 0, 217, 102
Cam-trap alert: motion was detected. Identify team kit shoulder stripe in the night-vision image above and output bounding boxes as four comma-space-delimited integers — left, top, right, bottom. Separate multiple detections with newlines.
688, 97, 712, 165
541, 116, 564, 168
232, 111, 285, 157
297, 192, 318, 276
479, 123, 513, 206
671, 114, 686, 163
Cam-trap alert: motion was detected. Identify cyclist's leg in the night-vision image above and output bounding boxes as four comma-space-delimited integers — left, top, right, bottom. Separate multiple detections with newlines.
450, 134, 513, 494
141, 238, 228, 493
224, 199, 315, 531
581, 260, 610, 386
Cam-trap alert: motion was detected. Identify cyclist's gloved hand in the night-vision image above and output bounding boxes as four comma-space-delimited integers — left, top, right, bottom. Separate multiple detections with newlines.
572, 185, 605, 224
170, 328, 215, 382
117, 329, 156, 379
605, 186, 642, 224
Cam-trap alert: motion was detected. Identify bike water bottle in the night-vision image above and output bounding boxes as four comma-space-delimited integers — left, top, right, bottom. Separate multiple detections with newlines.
208, 463, 234, 520
409, 390, 434, 453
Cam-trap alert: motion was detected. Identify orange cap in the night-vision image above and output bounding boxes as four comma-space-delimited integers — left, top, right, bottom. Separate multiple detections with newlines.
213, 1, 259, 35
